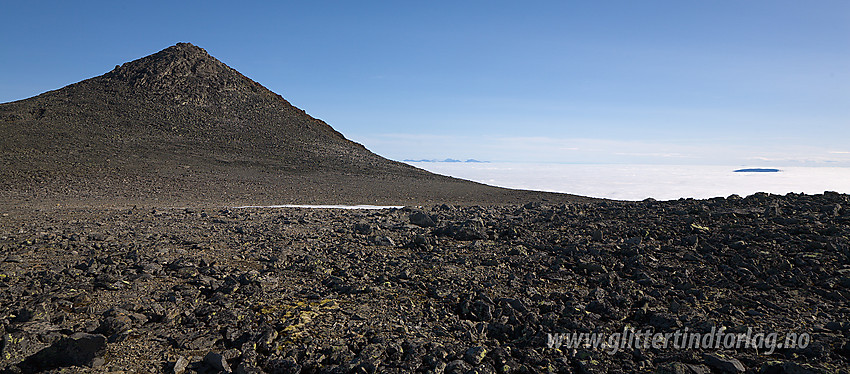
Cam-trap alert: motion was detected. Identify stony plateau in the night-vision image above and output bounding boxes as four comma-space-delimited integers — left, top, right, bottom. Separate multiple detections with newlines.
1, 192, 848, 372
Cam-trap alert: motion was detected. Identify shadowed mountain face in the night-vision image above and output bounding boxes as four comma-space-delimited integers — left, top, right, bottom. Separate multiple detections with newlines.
0, 43, 588, 207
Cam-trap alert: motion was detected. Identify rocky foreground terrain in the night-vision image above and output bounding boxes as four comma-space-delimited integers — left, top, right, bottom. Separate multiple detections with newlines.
1, 192, 849, 373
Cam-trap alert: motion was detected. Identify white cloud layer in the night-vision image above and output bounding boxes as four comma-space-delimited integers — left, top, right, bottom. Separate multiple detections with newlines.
406, 162, 850, 201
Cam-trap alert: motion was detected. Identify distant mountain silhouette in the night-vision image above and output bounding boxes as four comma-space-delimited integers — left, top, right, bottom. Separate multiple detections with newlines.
0, 43, 586, 207
734, 168, 781, 173
403, 159, 490, 163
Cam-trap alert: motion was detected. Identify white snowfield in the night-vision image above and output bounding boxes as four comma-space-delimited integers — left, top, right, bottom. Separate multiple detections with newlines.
232, 204, 404, 209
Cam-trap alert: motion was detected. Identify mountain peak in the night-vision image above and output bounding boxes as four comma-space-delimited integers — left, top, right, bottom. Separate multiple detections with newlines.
156, 42, 215, 66
0, 42, 587, 206
170, 41, 204, 52
103, 42, 236, 95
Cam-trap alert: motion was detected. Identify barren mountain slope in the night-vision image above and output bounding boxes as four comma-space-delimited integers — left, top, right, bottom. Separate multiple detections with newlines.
0, 43, 590, 208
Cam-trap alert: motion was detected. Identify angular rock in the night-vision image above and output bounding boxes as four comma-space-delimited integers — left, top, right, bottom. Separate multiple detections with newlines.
445, 359, 472, 374
440, 219, 487, 241
235, 362, 263, 374
409, 211, 436, 227
354, 223, 373, 235
95, 308, 137, 337
266, 357, 301, 374
182, 333, 220, 351
591, 230, 604, 242
204, 351, 231, 372
19, 332, 107, 371
172, 355, 190, 374
368, 235, 395, 247
703, 353, 745, 373
463, 346, 487, 366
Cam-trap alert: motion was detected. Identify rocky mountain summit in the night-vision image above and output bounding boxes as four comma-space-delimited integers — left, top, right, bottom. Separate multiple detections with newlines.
0, 43, 585, 208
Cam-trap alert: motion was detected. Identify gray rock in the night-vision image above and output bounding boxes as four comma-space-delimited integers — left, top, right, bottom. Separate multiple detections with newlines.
445, 359, 472, 374
765, 205, 782, 216
182, 333, 219, 350
204, 351, 231, 372
95, 308, 137, 337
20, 332, 107, 370
508, 246, 528, 256
470, 300, 493, 321
239, 343, 260, 366
221, 348, 241, 360
172, 355, 190, 374
577, 260, 607, 274
1, 331, 39, 365
409, 211, 436, 227
257, 327, 278, 353
703, 353, 745, 373
522, 201, 541, 210
428, 359, 447, 373
359, 343, 385, 363
625, 236, 642, 245
463, 346, 487, 366
469, 362, 497, 374
658, 362, 711, 374
824, 321, 842, 331
648, 312, 680, 329
235, 362, 263, 374
822, 203, 841, 216
591, 230, 604, 242
442, 219, 487, 241
683, 235, 699, 247
369, 235, 395, 247
267, 357, 301, 373
354, 223, 373, 235
408, 234, 434, 250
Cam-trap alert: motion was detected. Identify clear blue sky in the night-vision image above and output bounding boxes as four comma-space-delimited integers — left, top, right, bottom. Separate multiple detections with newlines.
2, 1, 848, 165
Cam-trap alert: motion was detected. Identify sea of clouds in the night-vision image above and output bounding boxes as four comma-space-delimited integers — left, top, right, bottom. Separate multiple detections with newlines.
405, 162, 850, 201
